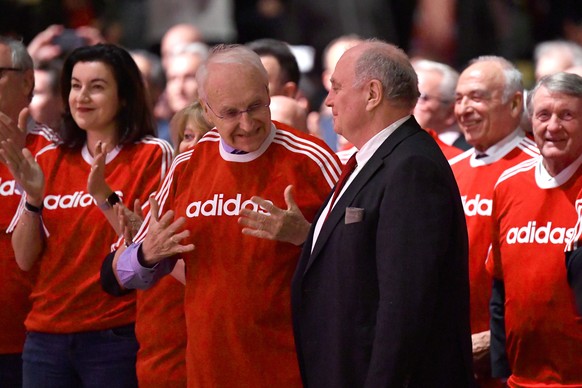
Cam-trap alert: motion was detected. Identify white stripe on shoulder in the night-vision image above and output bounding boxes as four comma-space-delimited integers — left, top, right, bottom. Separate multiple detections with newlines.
516, 136, 540, 158
138, 136, 174, 179
494, 157, 539, 188
133, 148, 194, 244
29, 123, 60, 144
273, 129, 342, 189
197, 129, 220, 145
448, 148, 473, 166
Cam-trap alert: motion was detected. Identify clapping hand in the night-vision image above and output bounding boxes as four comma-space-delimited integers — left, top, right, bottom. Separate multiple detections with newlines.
0, 137, 45, 206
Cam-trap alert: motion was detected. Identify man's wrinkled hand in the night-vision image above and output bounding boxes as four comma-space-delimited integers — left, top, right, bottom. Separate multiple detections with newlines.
238, 185, 311, 246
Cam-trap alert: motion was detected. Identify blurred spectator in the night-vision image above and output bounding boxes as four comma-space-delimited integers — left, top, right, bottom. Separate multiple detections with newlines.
269, 95, 308, 133
534, 40, 582, 81
30, 60, 64, 131
147, 1, 235, 49
164, 43, 209, 119
160, 23, 203, 69
412, 58, 469, 152
130, 49, 170, 142
247, 38, 300, 98
27, 24, 104, 65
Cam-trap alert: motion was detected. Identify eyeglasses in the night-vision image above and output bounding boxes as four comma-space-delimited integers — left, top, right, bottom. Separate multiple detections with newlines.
0, 67, 23, 78
206, 101, 269, 122
418, 93, 452, 105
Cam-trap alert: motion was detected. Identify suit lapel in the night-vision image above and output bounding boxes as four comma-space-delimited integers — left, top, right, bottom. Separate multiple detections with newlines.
304, 120, 421, 274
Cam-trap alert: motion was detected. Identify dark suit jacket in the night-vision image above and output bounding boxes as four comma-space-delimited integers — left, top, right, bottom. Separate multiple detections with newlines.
291, 118, 475, 388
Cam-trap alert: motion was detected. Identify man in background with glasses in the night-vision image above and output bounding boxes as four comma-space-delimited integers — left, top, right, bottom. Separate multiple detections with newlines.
0, 36, 57, 387
111, 44, 341, 387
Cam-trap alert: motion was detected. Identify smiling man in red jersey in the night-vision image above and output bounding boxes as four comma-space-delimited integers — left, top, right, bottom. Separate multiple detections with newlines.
449, 56, 540, 387
487, 71, 582, 387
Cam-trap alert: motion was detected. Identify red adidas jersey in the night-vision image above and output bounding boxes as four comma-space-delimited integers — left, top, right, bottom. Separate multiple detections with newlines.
449, 131, 539, 334
134, 122, 341, 387
0, 126, 57, 353
135, 277, 186, 388
111, 200, 187, 387
9, 136, 172, 333
487, 157, 582, 387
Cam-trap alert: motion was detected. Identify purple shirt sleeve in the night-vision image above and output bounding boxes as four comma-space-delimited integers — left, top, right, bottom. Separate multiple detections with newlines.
116, 242, 177, 289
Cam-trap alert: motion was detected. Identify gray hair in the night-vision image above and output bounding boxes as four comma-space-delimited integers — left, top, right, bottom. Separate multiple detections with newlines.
534, 40, 582, 67
412, 59, 459, 103
527, 72, 582, 115
353, 40, 419, 109
469, 55, 523, 103
196, 44, 268, 101
0, 36, 33, 71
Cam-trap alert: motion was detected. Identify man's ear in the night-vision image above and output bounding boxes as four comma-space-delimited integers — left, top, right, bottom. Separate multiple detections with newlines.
366, 79, 383, 111
509, 92, 523, 118
23, 69, 35, 102
281, 82, 298, 98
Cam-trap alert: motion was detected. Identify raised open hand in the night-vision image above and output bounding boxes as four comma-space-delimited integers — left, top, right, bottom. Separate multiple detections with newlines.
141, 197, 195, 265
238, 185, 311, 246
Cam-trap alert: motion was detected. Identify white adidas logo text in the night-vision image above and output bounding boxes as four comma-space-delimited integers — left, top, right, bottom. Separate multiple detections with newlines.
186, 193, 272, 218
506, 221, 576, 245
461, 194, 492, 217
0, 178, 21, 196
44, 191, 124, 210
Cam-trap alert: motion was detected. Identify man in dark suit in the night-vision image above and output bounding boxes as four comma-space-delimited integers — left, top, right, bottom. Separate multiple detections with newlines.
290, 40, 475, 387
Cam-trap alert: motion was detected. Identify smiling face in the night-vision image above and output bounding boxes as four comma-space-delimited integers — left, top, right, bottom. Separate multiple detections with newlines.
203, 62, 271, 152
531, 86, 582, 176
455, 61, 520, 152
69, 61, 120, 137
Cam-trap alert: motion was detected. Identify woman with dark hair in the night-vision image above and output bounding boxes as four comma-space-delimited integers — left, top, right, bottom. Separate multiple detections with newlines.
0, 43, 173, 387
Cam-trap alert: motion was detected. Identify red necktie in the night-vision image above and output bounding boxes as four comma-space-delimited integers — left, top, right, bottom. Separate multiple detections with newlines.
326, 153, 357, 219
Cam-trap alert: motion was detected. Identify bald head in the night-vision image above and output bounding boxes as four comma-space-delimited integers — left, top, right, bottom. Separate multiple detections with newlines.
161, 23, 203, 68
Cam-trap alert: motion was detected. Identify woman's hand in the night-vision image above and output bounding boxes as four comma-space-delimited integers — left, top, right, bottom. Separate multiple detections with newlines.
87, 141, 113, 203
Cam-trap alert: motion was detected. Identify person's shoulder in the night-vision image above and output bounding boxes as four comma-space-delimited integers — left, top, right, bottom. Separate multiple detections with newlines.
273, 122, 341, 164
448, 148, 474, 167
26, 123, 61, 153
494, 157, 538, 190
133, 135, 173, 154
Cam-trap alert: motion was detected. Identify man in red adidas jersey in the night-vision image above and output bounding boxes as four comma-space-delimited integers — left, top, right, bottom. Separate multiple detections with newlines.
487, 71, 582, 386
450, 55, 540, 387
412, 58, 468, 158
114, 44, 341, 387
0, 36, 56, 387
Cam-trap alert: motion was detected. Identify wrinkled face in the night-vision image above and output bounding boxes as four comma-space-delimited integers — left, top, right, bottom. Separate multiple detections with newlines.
166, 53, 202, 113
30, 69, 63, 129
413, 69, 453, 131
203, 63, 271, 152
531, 86, 582, 174
0, 44, 31, 123
69, 61, 120, 135
324, 48, 367, 146
455, 62, 516, 152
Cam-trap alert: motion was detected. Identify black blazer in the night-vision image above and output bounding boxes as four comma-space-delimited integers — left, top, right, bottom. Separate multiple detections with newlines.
291, 118, 475, 388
